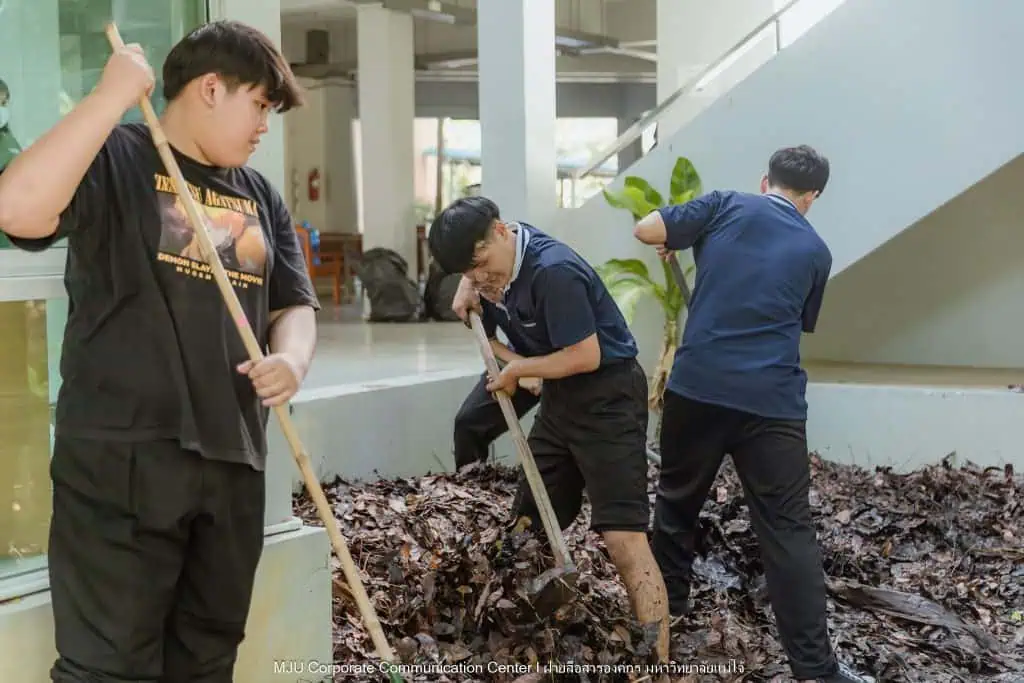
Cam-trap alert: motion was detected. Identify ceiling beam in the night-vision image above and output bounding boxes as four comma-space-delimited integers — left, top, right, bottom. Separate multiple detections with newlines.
349, 0, 622, 50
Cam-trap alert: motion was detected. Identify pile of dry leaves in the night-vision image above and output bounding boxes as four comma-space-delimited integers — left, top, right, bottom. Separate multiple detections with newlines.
294, 454, 1023, 682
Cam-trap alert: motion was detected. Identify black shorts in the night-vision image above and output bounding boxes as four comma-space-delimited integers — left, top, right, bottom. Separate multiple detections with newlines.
512, 358, 651, 533
47, 436, 265, 682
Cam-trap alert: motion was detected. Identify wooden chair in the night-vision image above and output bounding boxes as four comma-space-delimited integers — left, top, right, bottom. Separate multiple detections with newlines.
294, 223, 343, 305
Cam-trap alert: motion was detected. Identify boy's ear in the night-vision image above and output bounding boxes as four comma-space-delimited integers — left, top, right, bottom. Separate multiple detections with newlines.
194, 73, 220, 107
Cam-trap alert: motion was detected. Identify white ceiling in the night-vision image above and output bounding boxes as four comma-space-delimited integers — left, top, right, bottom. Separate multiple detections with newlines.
280, 0, 658, 82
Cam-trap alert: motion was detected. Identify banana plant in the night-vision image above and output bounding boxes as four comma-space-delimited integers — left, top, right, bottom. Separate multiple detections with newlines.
596, 156, 701, 413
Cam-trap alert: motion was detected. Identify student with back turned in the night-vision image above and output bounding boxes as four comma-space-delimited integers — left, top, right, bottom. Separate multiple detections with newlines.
633, 145, 870, 683
0, 21, 318, 682
431, 196, 671, 666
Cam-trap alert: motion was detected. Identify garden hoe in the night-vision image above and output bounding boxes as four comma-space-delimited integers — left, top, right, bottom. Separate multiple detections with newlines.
468, 312, 579, 618
666, 252, 692, 306
644, 252, 691, 469
104, 23, 405, 682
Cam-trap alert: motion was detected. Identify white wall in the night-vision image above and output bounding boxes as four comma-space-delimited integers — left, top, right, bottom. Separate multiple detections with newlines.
276, 370, 535, 488
807, 383, 1024, 473
656, 0, 775, 137
804, 155, 1024, 369
282, 78, 358, 232
557, 0, 1024, 375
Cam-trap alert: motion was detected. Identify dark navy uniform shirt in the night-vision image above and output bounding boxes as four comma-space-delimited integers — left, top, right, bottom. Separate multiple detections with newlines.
481, 223, 637, 366
661, 190, 832, 421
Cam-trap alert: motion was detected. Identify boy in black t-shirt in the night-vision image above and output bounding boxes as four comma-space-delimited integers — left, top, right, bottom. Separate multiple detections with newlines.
0, 21, 318, 682
430, 197, 671, 667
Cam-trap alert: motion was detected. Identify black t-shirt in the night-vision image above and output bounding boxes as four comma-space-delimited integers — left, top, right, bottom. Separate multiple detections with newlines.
3, 123, 320, 471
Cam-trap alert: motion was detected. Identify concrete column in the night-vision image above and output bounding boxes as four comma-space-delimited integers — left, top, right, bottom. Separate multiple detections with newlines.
209, 0, 287, 192
478, 0, 557, 225
323, 83, 359, 234
284, 79, 327, 229
356, 5, 416, 269
656, 0, 776, 138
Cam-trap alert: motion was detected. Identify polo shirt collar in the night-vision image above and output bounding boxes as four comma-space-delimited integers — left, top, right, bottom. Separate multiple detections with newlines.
766, 192, 799, 212
506, 221, 530, 291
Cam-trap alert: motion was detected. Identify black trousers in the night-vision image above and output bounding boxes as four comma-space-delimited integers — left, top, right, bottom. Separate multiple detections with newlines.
513, 359, 651, 533
453, 371, 540, 469
48, 436, 266, 683
653, 391, 838, 680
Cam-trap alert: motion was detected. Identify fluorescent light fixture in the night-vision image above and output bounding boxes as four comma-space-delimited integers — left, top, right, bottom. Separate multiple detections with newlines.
381, 0, 475, 25
554, 28, 619, 51
416, 49, 480, 70
554, 35, 593, 50
409, 7, 455, 23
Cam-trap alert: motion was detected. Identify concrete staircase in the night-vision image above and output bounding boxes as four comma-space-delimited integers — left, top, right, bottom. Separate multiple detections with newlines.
555, 0, 1024, 471
562, 0, 1024, 277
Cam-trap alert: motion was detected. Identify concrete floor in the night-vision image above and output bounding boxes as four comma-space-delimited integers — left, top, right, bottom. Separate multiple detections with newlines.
306, 306, 1023, 392
303, 306, 479, 391
804, 359, 1024, 389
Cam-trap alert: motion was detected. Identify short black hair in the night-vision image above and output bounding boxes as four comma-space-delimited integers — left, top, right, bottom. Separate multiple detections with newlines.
0, 78, 9, 99
163, 20, 304, 113
428, 196, 501, 274
767, 145, 829, 195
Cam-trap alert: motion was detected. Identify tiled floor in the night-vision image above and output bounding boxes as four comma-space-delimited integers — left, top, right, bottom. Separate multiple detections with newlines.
303, 306, 480, 390
304, 306, 1024, 392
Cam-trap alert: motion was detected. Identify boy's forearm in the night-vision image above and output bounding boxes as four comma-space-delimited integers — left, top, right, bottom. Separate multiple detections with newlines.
512, 347, 597, 380
269, 306, 318, 379
0, 91, 125, 238
490, 339, 523, 366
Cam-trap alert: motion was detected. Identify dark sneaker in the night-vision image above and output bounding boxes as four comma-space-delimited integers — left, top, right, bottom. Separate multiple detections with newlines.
819, 663, 873, 683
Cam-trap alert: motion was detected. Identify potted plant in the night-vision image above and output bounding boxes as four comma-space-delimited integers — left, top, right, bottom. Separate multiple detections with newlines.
596, 156, 701, 414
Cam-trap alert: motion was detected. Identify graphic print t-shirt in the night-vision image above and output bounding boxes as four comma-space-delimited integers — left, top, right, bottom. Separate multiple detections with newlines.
6, 123, 319, 471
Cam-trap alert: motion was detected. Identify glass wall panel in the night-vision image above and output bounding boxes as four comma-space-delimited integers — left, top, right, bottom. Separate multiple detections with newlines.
0, 0, 207, 249
0, 0, 208, 583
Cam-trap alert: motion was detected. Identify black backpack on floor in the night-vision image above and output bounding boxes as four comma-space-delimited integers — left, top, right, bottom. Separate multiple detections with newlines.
356, 248, 424, 322
423, 261, 463, 322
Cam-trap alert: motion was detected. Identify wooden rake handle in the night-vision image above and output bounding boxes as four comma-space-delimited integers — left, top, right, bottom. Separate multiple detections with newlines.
103, 22, 396, 665
666, 252, 692, 306
467, 312, 574, 570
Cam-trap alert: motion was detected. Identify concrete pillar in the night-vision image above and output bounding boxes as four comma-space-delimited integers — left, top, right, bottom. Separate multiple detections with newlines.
356, 5, 417, 269
323, 84, 359, 234
656, 0, 776, 138
283, 79, 326, 228
209, 0, 287, 192
478, 0, 557, 225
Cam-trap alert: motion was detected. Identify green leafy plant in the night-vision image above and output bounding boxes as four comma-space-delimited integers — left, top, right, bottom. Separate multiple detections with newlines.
596, 157, 701, 412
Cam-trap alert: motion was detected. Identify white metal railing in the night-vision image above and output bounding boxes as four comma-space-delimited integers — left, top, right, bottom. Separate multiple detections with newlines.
569, 0, 802, 206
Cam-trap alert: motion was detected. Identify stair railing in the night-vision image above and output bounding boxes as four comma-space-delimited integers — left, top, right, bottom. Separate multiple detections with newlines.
568, 0, 803, 207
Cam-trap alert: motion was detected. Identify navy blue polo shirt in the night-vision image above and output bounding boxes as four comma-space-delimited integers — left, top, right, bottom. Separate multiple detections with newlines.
661, 190, 832, 421
481, 223, 637, 366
